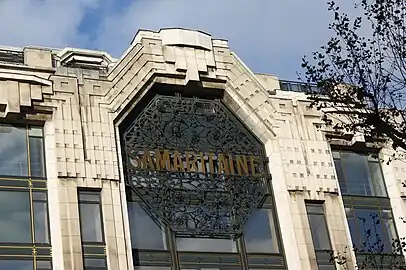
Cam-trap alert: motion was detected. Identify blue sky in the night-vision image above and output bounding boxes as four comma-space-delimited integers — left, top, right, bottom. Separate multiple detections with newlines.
0, 0, 357, 80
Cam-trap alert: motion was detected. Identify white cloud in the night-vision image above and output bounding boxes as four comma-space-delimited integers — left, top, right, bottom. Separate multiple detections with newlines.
0, 0, 99, 48
94, 0, 359, 79
0, 0, 362, 79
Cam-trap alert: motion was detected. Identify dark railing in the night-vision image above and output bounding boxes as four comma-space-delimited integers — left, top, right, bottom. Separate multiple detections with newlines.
0, 49, 24, 65
279, 80, 319, 93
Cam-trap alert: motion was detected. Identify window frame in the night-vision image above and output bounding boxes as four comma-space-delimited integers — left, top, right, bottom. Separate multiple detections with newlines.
0, 123, 51, 266
0, 123, 47, 179
332, 147, 402, 267
242, 203, 281, 255
332, 150, 388, 197
305, 201, 336, 269
305, 201, 333, 252
343, 197, 398, 254
77, 189, 105, 245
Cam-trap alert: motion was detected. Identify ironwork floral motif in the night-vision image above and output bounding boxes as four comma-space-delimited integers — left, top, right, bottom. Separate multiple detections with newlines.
123, 95, 270, 238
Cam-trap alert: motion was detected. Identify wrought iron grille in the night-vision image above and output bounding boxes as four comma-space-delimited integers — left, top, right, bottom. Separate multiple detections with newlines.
123, 95, 270, 238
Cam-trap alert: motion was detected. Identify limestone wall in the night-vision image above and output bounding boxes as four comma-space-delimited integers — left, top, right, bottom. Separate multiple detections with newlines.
0, 28, 404, 270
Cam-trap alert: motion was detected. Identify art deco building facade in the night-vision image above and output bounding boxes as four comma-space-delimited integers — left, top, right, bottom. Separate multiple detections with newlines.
0, 28, 404, 270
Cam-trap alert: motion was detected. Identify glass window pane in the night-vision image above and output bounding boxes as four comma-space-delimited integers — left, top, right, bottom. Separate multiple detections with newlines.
176, 237, 237, 252
79, 192, 100, 203
29, 137, 45, 177
280, 81, 288, 90
0, 125, 28, 176
346, 206, 398, 253
28, 127, 43, 137
318, 265, 336, 270
341, 152, 372, 196
33, 191, 47, 201
34, 201, 49, 243
307, 214, 331, 250
368, 162, 387, 197
290, 83, 300, 92
0, 259, 33, 270
334, 159, 348, 195
135, 267, 171, 270
347, 217, 359, 247
84, 258, 106, 267
306, 204, 324, 214
127, 202, 166, 250
0, 191, 31, 243
244, 209, 279, 253
79, 203, 103, 242
353, 209, 386, 251
383, 218, 397, 252
36, 260, 52, 270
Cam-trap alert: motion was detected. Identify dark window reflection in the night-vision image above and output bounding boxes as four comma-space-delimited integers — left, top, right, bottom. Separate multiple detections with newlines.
134, 267, 170, 270
346, 207, 396, 253
29, 136, 45, 177
127, 202, 166, 250
306, 203, 332, 250
244, 208, 279, 253
83, 257, 107, 269
0, 259, 33, 270
333, 151, 386, 197
36, 260, 52, 270
0, 191, 31, 243
176, 237, 236, 252
78, 191, 103, 243
0, 125, 28, 177
33, 192, 49, 243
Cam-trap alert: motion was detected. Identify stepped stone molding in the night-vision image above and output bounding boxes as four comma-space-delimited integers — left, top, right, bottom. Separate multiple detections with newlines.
0, 28, 279, 181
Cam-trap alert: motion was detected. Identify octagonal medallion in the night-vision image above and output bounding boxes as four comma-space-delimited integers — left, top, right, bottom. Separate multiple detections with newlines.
123, 95, 270, 238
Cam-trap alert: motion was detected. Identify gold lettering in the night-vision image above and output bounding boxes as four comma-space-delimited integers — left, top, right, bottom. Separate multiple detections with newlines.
142, 149, 155, 170
155, 149, 171, 171
249, 156, 261, 176
218, 154, 229, 175
207, 152, 215, 173
130, 155, 142, 169
229, 154, 235, 175
173, 151, 185, 171
185, 151, 198, 172
236, 155, 249, 176
199, 152, 206, 173
134, 149, 263, 176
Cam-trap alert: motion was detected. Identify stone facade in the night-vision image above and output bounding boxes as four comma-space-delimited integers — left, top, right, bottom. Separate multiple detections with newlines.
0, 28, 404, 270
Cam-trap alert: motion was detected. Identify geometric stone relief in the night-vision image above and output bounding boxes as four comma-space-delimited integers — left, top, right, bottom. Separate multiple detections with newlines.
0, 28, 280, 183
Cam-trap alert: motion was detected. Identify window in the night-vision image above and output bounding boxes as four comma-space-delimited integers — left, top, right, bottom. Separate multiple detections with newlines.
333, 149, 401, 267
344, 201, 397, 253
0, 191, 31, 243
0, 124, 51, 266
83, 257, 107, 270
0, 190, 49, 244
0, 259, 33, 270
0, 125, 45, 178
306, 203, 335, 269
306, 203, 332, 251
78, 190, 107, 270
78, 190, 104, 243
33, 191, 50, 244
127, 201, 167, 250
176, 237, 237, 253
244, 208, 279, 253
333, 151, 386, 197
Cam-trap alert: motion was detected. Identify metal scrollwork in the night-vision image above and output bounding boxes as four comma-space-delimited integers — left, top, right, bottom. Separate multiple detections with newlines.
123, 95, 270, 238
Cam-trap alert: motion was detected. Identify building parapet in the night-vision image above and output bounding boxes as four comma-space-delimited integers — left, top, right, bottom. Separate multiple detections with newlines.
0, 47, 24, 65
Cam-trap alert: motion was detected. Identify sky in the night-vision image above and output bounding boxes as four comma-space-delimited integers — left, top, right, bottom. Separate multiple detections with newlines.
0, 0, 358, 80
